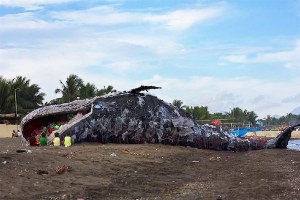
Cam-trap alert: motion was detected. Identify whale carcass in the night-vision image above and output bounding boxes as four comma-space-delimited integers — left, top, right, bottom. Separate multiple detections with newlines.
21, 86, 299, 151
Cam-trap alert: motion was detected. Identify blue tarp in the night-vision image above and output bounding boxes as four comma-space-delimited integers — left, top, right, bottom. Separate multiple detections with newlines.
231, 127, 262, 136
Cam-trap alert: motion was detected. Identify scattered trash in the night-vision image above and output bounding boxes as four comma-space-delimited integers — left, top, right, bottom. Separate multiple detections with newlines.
192, 160, 199, 163
122, 149, 150, 157
37, 170, 49, 175
59, 153, 74, 159
2, 150, 9, 154
55, 165, 72, 174
16, 149, 32, 153
209, 156, 221, 162
2, 161, 8, 164
110, 153, 117, 157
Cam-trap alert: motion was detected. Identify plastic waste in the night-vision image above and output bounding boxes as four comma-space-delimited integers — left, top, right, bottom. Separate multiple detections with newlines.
16, 149, 32, 153
110, 153, 117, 157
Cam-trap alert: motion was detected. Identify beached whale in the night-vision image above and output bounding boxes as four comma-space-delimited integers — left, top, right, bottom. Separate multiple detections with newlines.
21, 86, 299, 151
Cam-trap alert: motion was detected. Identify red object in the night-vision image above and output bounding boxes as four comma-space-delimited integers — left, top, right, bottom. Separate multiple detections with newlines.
211, 119, 221, 126
49, 128, 55, 134
34, 129, 42, 135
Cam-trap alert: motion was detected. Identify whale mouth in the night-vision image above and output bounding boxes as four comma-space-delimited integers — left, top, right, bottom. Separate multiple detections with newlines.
21, 99, 93, 139
22, 109, 91, 139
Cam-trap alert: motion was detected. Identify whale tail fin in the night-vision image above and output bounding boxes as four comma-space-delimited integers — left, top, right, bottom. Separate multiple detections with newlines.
267, 124, 300, 148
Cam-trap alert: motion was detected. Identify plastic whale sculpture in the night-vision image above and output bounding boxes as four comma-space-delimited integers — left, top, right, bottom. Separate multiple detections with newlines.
21, 86, 300, 151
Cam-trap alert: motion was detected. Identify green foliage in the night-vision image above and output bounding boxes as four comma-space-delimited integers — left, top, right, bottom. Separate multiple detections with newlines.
180, 103, 259, 126
262, 113, 300, 127
228, 107, 258, 126
97, 85, 116, 96
185, 106, 209, 120
79, 83, 97, 99
209, 112, 228, 120
55, 74, 84, 103
54, 74, 117, 104
246, 111, 258, 126
172, 99, 184, 109
0, 76, 45, 115
0, 76, 12, 113
44, 98, 64, 106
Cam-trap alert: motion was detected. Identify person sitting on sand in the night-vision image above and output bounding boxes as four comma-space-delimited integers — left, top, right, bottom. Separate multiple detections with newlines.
53, 132, 61, 147
63, 133, 72, 147
40, 132, 47, 146
28, 132, 37, 146
12, 130, 17, 138
17, 130, 22, 137
35, 133, 40, 146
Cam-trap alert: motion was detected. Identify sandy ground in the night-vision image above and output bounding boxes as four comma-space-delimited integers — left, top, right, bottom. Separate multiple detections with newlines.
0, 138, 300, 200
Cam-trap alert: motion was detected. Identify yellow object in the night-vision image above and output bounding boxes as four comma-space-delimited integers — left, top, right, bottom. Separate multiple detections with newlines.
64, 136, 72, 147
53, 137, 61, 146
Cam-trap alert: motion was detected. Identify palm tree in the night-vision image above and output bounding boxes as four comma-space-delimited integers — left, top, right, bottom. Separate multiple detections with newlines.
55, 74, 83, 102
184, 105, 209, 120
245, 111, 258, 126
172, 99, 184, 109
230, 107, 245, 123
79, 82, 97, 99
0, 76, 12, 113
97, 85, 116, 96
10, 76, 45, 114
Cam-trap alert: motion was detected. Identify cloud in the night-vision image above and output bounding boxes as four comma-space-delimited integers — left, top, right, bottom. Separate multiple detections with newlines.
221, 40, 300, 69
115, 35, 187, 56
0, 0, 79, 10
0, 0, 225, 31
0, 30, 185, 100
145, 6, 225, 31
51, 4, 226, 31
221, 54, 247, 63
138, 75, 300, 118
251, 95, 266, 104
0, 12, 61, 31
0, 2, 226, 32
282, 93, 300, 103
51, 6, 142, 25
2, 37, 299, 118
0, 39, 106, 98
1, 1, 298, 119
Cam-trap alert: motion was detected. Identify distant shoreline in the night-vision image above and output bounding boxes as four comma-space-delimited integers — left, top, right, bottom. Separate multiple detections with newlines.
246, 131, 300, 139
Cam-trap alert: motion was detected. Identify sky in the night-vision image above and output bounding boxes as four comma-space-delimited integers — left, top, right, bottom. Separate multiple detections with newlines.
0, 0, 300, 118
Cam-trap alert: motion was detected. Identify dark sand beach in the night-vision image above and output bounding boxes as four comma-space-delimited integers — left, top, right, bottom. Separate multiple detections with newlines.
0, 138, 300, 200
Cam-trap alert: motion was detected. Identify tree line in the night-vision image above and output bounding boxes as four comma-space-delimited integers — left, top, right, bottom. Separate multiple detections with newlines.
172, 100, 300, 127
261, 113, 300, 127
172, 99, 258, 126
0, 74, 115, 116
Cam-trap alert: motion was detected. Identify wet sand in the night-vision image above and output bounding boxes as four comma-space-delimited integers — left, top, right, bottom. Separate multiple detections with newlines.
1, 138, 300, 200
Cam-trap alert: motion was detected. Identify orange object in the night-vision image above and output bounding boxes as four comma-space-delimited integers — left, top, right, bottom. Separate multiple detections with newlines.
211, 119, 221, 126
